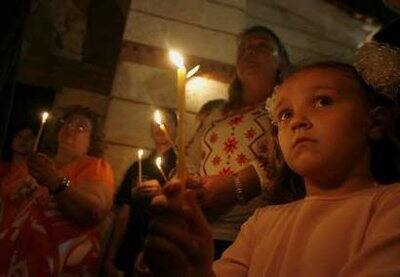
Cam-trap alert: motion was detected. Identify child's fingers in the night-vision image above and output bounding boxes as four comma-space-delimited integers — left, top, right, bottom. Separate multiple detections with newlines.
186, 174, 202, 189
150, 194, 185, 219
143, 233, 189, 269
163, 180, 184, 197
183, 190, 212, 236
148, 220, 202, 262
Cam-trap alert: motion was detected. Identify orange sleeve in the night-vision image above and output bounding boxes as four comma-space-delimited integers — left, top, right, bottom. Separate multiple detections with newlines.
70, 157, 115, 211
75, 158, 114, 188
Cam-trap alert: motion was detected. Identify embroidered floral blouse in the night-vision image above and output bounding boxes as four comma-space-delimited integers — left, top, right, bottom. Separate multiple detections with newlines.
186, 103, 270, 241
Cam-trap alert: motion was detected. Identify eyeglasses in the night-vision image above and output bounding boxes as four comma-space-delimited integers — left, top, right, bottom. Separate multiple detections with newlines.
60, 119, 91, 133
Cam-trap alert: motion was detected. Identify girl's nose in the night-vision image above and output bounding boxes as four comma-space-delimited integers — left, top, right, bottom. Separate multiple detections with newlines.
290, 112, 312, 132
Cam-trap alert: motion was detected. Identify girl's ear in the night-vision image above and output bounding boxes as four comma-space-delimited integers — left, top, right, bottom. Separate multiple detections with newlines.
368, 106, 388, 140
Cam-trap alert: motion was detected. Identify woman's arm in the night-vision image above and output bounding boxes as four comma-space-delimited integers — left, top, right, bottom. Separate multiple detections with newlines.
193, 165, 262, 215
53, 179, 113, 226
28, 153, 114, 226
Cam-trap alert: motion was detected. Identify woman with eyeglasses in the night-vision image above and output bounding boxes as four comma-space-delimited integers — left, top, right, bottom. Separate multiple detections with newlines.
0, 106, 115, 276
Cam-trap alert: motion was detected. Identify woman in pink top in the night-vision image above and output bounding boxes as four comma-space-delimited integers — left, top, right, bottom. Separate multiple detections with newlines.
138, 61, 400, 276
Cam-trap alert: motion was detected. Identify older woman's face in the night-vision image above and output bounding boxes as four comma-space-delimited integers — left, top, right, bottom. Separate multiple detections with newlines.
58, 114, 92, 156
236, 33, 281, 83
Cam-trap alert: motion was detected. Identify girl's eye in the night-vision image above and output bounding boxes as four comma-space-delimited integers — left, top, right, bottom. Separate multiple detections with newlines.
277, 109, 293, 123
314, 96, 333, 108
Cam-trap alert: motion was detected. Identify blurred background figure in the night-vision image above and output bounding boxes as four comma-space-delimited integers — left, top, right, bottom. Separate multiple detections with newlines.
0, 106, 115, 276
0, 124, 35, 184
105, 108, 177, 276
0, 124, 36, 225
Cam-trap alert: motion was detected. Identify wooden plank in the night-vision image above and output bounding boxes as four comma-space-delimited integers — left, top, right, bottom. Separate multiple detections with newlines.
120, 40, 236, 83
17, 56, 113, 95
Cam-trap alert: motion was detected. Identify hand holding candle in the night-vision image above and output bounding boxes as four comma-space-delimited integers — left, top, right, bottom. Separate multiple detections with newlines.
33, 111, 49, 152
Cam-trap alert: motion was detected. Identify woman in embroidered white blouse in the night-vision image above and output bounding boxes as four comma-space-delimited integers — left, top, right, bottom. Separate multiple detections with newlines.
185, 25, 302, 258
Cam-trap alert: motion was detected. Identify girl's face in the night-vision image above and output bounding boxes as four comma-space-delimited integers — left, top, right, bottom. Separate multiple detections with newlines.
236, 33, 281, 84
273, 68, 373, 181
58, 114, 92, 156
12, 128, 34, 155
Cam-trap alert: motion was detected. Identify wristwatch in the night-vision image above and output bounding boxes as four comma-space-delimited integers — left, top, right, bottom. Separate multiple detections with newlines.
233, 174, 246, 205
51, 176, 71, 196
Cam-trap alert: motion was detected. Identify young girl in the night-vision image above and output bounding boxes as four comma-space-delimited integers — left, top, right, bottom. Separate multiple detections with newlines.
139, 62, 400, 276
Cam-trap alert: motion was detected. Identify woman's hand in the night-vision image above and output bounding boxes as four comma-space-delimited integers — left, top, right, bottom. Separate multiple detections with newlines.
132, 180, 162, 200
11, 176, 39, 200
27, 153, 61, 192
186, 175, 236, 211
142, 181, 214, 277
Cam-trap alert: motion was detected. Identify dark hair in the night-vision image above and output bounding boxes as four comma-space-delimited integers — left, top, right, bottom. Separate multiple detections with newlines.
265, 61, 400, 203
373, 18, 400, 48
226, 25, 290, 110
198, 99, 226, 117
44, 106, 105, 157
159, 108, 178, 127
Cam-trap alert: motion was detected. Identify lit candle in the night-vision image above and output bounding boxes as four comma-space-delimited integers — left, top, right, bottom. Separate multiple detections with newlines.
155, 156, 168, 182
154, 110, 178, 154
137, 149, 144, 186
33, 111, 49, 152
169, 50, 187, 180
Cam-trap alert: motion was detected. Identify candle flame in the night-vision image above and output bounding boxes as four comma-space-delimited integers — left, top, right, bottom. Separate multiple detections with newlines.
138, 149, 144, 159
187, 65, 200, 79
41, 112, 49, 123
154, 110, 163, 125
155, 156, 162, 169
169, 50, 185, 68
